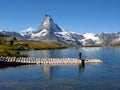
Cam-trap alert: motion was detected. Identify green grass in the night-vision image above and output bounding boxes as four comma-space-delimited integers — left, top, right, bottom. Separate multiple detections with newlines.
0, 37, 67, 57
0, 49, 28, 57
0, 44, 28, 57
0, 37, 28, 57
111, 43, 120, 47
27, 41, 67, 50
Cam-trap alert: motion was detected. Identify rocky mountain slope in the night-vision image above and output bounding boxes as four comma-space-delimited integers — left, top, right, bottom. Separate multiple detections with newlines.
28, 14, 81, 46
0, 30, 23, 39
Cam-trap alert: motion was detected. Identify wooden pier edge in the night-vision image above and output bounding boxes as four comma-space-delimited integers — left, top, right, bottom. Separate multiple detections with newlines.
0, 56, 103, 65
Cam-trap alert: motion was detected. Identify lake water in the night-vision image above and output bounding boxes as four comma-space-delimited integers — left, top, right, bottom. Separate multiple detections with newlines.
0, 47, 120, 90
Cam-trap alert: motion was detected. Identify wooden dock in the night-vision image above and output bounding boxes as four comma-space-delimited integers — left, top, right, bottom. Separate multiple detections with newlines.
0, 56, 103, 65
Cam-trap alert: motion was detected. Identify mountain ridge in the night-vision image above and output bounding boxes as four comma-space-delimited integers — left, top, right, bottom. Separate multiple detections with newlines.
0, 14, 120, 46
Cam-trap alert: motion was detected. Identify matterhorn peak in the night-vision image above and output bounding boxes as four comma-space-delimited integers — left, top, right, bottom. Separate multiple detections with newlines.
44, 13, 52, 21
37, 14, 54, 31
45, 13, 51, 17
37, 14, 63, 33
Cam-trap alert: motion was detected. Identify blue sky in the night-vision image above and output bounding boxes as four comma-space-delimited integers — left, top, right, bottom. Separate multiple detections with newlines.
0, 0, 120, 34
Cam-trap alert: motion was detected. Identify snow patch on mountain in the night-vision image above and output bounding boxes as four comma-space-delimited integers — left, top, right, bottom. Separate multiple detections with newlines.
82, 33, 97, 40
31, 29, 48, 38
55, 32, 76, 41
20, 27, 35, 36
79, 33, 101, 45
0, 30, 4, 32
70, 32, 81, 35
53, 26, 75, 41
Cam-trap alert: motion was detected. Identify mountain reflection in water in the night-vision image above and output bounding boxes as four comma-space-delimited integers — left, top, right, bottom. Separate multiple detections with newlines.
0, 64, 85, 80
0, 48, 120, 90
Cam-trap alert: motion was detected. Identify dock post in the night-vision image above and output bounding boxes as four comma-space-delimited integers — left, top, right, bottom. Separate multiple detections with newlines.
81, 58, 85, 68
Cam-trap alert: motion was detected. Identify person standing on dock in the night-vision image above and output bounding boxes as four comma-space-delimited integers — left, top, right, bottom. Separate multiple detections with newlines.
78, 52, 85, 68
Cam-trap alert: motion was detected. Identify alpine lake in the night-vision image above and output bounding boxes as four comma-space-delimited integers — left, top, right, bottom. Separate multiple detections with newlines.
0, 47, 120, 90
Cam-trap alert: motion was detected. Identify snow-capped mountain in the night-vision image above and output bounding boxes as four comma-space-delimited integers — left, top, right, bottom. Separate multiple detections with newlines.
99, 32, 120, 46
20, 27, 35, 39
0, 14, 120, 46
29, 14, 120, 46
79, 33, 100, 46
26, 14, 102, 46
29, 14, 81, 46
21, 27, 35, 36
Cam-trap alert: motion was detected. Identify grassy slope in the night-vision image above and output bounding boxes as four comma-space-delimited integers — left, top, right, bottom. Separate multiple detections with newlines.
111, 43, 120, 47
27, 41, 67, 50
0, 44, 28, 57
0, 37, 67, 57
